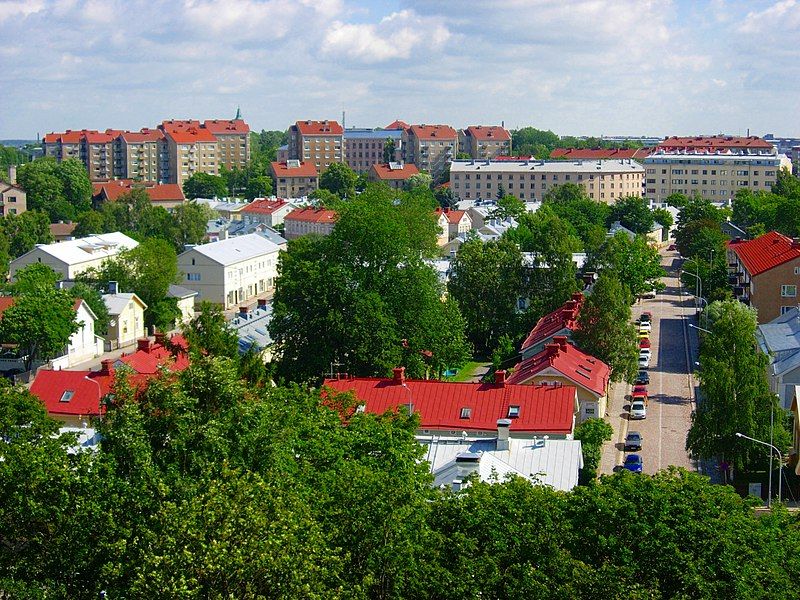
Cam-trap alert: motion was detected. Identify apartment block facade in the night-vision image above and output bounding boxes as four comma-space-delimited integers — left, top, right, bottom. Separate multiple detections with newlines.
288, 120, 344, 173
115, 129, 166, 183
459, 126, 512, 160
344, 128, 402, 173
403, 124, 457, 182
203, 119, 251, 171
449, 159, 644, 203
270, 160, 319, 198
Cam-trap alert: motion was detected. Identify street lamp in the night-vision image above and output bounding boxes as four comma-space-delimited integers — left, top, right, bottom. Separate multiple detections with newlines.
735, 432, 783, 507
688, 323, 712, 335
402, 381, 414, 414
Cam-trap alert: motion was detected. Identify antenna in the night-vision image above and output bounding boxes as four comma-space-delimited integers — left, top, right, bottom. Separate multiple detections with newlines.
342, 110, 345, 130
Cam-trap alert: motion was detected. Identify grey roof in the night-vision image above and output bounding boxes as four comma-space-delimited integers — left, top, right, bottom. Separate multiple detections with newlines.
180, 233, 280, 266
168, 284, 199, 299
419, 436, 583, 492
757, 308, 800, 354
450, 158, 644, 174
344, 128, 403, 140
20, 232, 137, 267
229, 303, 273, 353
102, 292, 147, 315
607, 221, 636, 239
227, 221, 288, 245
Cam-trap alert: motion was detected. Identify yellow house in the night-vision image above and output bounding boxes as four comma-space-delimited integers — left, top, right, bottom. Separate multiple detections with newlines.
102, 291, 147, 350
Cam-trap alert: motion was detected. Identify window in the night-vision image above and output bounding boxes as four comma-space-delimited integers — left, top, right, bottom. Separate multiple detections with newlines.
794, 267, 800, 275
781, 306, 795, 315
781, 285, 797, 297
187, 273, 201, 281
460, 407, 472, 419
585, 407, 596, 415
508, 405, 520, 418
60, 390, 75, 402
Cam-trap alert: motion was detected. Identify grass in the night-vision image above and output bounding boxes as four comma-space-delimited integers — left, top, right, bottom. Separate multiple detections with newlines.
446, 360, 488, 382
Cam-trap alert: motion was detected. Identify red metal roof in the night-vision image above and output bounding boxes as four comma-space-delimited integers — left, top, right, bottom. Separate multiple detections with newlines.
270, 161, 318, 178
520, 293, 584, 353
550, 147, 652, 159
241, 198, 290, 215
656, 136, 773, 151
163, 127, 217, 143
435, 207, 467, 224
385, 120, 409, 130
370, 162, 420, 180
92, 180, 185, 203
507, 337, 610, 396
294, 120, 343, 136
203, 119, 250, 134
323, 371, 576, 435
408, 124, 458, 140
120, 128, 164, 143
117, 335, 189, 374
729, 231, 800, 276
285, 207, 338, 224
465, 125, 511, 141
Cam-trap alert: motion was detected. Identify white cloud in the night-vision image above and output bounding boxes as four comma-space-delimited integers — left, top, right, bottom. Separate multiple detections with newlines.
738, 0, 799, 33
0, 0, 45, 22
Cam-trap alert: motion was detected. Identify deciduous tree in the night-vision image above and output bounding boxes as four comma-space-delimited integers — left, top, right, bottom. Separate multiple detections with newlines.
182, 172, 228, 200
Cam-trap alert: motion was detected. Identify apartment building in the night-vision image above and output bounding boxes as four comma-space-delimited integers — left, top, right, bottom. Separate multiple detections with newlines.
550, 147, 652, 160
240, 198, 295, 228
288, 120, 344, 173
368, 162, 419, 190
284, 207, 338, 239
727, 231, 800, 323
270, 160, 319, 198
115, 128, 165, 182
160, 120, 219, 186
449, 159, 644, 203
43, 130, 84, 161
403, 124, 458, 182
0, 167, 27, 216
92, 180, 185, 210
178, 233, 282, 308
656, 135, 775, 154
344, 128, 402, 173
643, 152, 782, 204
459, 126, 511, 160
203, 119, 250, 171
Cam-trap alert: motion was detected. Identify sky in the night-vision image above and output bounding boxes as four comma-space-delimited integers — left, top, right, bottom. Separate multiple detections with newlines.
0, 0, 799, 139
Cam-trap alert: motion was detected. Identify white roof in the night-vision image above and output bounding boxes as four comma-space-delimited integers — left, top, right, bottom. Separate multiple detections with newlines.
419, 436, 583, 492
103, 292, 147, 315
24, 232, 137, 267
180, 233, 280, 266
450, 159, 644, 174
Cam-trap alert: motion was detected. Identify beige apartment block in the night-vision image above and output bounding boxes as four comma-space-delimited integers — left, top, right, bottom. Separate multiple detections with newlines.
115, 129, 164, 182
204, 119, 251, 171
344, 128, 403, 173
449, 159, 644, 203
161, 120, 219, 186
644, 152, 782, 204
288, 120, 344, 173
403, 124, 457, 182
0, 167, 26, 216
270, 160, 318, 198
460, 126, 512, 160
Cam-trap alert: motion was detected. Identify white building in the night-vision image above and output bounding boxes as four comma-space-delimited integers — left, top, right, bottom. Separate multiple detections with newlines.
177, 234, 282, 308
168, 284, 199, 326
51, 299, 105, 369
10, 232, 138, 281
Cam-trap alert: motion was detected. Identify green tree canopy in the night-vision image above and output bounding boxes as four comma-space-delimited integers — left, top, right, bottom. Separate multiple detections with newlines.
592, 231, 665, 298
319, 162, 358, 199
16, 157, 92, 221
608, 195, 655, 234
182, 172, 228, 200
2, 210, 52, 259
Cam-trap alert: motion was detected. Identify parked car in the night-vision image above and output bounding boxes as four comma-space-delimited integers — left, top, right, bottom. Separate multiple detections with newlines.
641, 288, 657, 299
668, 243, 677, 251
623, 454, 644, 472
635, 370, 650, 385
639, 338, 651, 349
632, 384, 648, 396
632, 389, 648, 406
624, 431, 643, 451
639, 321, 652, 333
639, 311, 652, 323
638, 355, 650, 369
630, 400, 647, 419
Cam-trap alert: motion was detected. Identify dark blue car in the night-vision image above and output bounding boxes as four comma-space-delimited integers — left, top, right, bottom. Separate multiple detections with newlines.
623, 454, 643, 473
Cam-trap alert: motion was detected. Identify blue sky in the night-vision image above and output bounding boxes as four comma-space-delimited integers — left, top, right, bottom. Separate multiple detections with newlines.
0, 0, 798, 139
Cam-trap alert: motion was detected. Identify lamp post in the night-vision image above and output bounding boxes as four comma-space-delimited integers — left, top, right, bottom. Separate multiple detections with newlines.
402, 381, 413, 414
688, 323, 712, 335
681, 266, 704, 314
735, 432, 782, 508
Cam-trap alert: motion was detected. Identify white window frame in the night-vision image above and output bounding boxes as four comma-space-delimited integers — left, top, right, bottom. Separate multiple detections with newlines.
781, 285, 797, 298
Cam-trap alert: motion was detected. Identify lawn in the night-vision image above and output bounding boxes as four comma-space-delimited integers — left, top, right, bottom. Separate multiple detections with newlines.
446, 361, 488, 382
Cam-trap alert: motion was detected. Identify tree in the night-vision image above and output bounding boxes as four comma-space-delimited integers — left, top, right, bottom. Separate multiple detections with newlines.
55, 157, 92, 215
69, 281, 110, 334
73, 209, 106, 237
16, 157, 92, 221
319, 162, 358, 199
491, 194, 526, 220
182, 301, 239, 358
652, 207, 674, 240
0, 287, 79, 370
308, 188, 340, 207
2, 210, 52, 258
244, 175, 273, 200
448, 238, 525, 355
608, 195, 654, 234
383, 138, 396, 163
772, 167, 800, 199
593, 232, 665, 298
9, 263, 60, 295
171, 202, 215, 249
543, 183, 612, 251
572, 272, 638, 382
183, 172, 228, 200
686, 300, 790, 474
404, 172, 433, 192
573, 417, 613, 481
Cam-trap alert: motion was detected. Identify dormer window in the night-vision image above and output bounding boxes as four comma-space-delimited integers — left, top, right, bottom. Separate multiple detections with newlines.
460, 407, 472, 419
508, 405, 520, 418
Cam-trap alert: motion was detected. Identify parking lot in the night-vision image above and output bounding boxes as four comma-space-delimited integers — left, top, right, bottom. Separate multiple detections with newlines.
599, 247, 698, 475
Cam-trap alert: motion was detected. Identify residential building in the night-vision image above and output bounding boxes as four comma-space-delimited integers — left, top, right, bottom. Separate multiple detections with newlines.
49, 222, 77, 242
103, 290, 147, 350
403, 124, 458, 182
550, 147, 652, 160
655, 135, 775, 154
0, 168, 26, 216
240, 198, 295, 228
195, 198, 250, 221
226, 220, 288, 248
344, 128, 403, 173
791, 387, 800, 475
229, 299, 273, 360
284, 207, 338, 240
323, 367, 580, 438
270, 160, 319, 198
385, 120, 409, 130
449, 159, 645, 203
203, 118, 250, 171
519, 293, 584, 360
507, 336, 611, 422
10, 232, 138, 280
160, 120, 220, 186
460, 126, 512, 160
368, 161, 420, 190
277, 144, 289, 162
288, 120, 344, 173
168, 284, 198, 326
435, 207, 472, 245
82, 130, 120, 180
177, 233, 282, 308
92, 179, 186, 210
727, 231, 800, 323
643, 152, 783, 204
115, 128, 166, 182
756, 307, 800, 409
43, 130, 88, 162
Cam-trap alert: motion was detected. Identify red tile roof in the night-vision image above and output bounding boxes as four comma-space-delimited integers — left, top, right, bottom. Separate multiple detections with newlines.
408, 124, 458, 140
60, 130, 94, 144
550, 147, 652, 159
241, 198, 290, 215
120, 128, 164, 143
507, 336, 610, 396
203, 119, 250, 134
50, 222, 77, 238
435, 207, 468, 224
83, 130, 118, 144
163, 126, 217, 144
92, 180, 185, 203
0, 297, 85, 320
520, 293, 584, 353
117, 335, 189, 374
323, 370, 577, 435
285, 207, 338, 224
294, 120, 343, 136
656, 136, 773, 151
385, 120, 410, 130
270, 161, 318, 178
465, 125, 511, 141
728, 231, 800, 276
370, 162, 420, 180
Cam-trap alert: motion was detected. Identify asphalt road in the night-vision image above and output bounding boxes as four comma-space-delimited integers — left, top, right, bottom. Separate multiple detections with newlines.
600, 247, 698, 475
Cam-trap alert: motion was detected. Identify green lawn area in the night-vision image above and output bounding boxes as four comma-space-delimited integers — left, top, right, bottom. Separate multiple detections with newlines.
446, 361, 487, 382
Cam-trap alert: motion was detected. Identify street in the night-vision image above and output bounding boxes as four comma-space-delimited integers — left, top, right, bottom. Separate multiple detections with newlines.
599, 247, 699, 475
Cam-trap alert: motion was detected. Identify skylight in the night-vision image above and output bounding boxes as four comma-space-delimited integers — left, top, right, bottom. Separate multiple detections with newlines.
60, 390, 75, 402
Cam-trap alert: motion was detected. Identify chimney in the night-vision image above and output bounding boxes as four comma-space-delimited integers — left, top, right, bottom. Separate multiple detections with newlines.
496, 418, 511, 451
454, 452, 481, 481
239, 306, 249, 317
7, 165, 16, 185
545, 342, 560, 357
553, 335, 569, 351
137, 338, 152, 353
154, 332, 166, 346
792, 238, 800, 249
495, 369, 506, 386
107, 280, 118, 295
571, 292, 583, 302
99, 359, 114, 376
392, 366, 406, 385
257, 298, 268, 309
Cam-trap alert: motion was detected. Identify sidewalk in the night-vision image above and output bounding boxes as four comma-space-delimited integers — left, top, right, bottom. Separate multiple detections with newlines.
598, 380, 632, 475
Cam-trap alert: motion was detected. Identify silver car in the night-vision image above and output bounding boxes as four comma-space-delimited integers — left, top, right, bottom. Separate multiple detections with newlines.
630, 400, 647, 419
